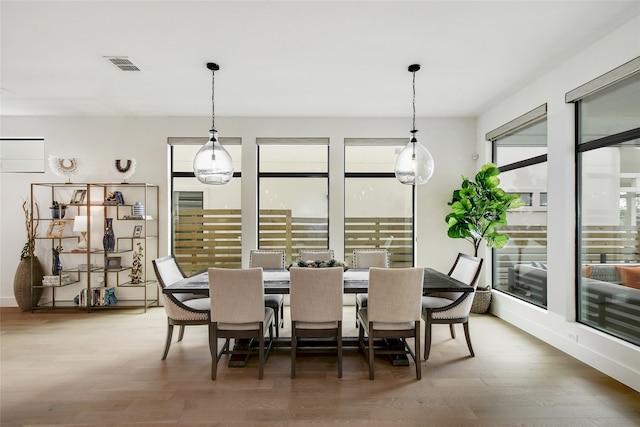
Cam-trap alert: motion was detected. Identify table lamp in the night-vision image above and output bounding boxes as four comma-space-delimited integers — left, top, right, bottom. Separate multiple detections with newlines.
73, 215, 88, 249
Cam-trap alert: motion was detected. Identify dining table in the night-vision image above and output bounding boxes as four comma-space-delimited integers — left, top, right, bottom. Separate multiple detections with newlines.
164, 267, 473, 367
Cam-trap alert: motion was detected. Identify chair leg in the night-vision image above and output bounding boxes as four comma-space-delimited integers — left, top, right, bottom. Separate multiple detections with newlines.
162, 321, 175, 360
415, 322, 421, 380
209, 323, 218, 380
449, 324, 456, 339
368, 322, 375, 380
258, 323, 265, 380
463, 321, 475, 357
291, 323, 297, 379
337, 322, 343, 378
177, 325, 186, 342
355, 299, 360, 327
424, 318, 432, 360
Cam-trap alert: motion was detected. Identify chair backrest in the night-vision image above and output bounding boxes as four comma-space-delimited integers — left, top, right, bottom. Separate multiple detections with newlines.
367, 267, 424, 324
289, 267, 343, 323
249, 250, 285, 269
440, 253, 484, 301
298, 249, 334, 262
209, 267, 265, 324
353, 249, 389, 268
152, 255, 186, 288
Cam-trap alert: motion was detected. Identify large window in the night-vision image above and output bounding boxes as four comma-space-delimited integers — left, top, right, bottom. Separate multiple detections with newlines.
571, 62, 640, 346
488, 105, 548, 308
344, 139, 414, 267
258, 138, 329, 265
169, 138, 242, 274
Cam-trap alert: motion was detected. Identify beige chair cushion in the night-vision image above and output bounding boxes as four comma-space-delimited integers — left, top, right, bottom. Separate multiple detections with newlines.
249, 250, 285, 269
209, 267, 265, 324
298, 249, 334, 262
353, 250, 389, 268
290, 266, 343, 324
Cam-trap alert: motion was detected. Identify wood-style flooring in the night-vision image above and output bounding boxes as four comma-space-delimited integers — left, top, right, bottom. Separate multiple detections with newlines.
1, 306, 638, 426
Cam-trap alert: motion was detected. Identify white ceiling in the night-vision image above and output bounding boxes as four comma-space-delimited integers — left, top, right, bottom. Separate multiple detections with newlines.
1, 1, 639, 118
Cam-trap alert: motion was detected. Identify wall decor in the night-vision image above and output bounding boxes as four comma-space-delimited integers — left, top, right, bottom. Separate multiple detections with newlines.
46, 220, 65, 238
48, 155, 78, 183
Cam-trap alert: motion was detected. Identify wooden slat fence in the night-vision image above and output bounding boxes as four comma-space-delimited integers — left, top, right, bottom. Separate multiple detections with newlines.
173, 209, 414, 274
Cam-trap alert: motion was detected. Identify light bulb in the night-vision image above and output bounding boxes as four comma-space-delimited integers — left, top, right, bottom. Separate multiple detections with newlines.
394, 137, 434, 185
193, 130, 234, 185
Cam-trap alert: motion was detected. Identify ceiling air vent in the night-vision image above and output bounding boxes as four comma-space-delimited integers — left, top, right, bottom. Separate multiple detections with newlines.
104, 56, 141, 71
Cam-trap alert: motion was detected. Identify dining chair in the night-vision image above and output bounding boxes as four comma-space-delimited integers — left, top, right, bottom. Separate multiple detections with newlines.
208, 267, 274, 380
152, 256, 210, 360
249, 249, 285, 337
421, 252, 483, 360
353, 249, 390, 327
298, 249, 335, 262
289, 266, 344, 378
358, 267, 423, 380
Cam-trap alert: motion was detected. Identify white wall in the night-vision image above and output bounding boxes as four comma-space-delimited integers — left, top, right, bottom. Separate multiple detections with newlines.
476, 15, 640, 391
0, 115, 477, 305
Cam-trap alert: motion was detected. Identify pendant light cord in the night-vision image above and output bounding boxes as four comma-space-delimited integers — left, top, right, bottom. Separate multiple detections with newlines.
211, 69, 216, 130
412, 70, 416, 132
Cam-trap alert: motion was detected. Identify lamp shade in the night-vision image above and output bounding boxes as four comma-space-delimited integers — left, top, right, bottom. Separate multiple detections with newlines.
193, 130, 234, 185
394, 138, 434, 185
73, 215, 87, 232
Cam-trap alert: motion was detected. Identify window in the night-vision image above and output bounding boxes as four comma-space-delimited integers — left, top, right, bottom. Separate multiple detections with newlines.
488, 105, 548, 308
569, 61, 640, 347
257, 138, 328, 265
169, 138, 242, 274
344, 139, 414, 267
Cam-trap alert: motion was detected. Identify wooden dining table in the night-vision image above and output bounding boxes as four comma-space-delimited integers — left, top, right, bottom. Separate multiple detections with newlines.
164, 267, 473, 367
165, 267, 473, 296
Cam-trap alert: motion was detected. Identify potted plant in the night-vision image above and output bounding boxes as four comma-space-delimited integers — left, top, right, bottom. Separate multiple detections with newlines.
445, 163, 523, 313
14, 200, 44, 311
50, 201, 67, 219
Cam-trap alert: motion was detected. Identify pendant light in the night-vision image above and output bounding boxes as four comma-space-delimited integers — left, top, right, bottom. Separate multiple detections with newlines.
193, 62, 234, 185
394, 64, 434, 185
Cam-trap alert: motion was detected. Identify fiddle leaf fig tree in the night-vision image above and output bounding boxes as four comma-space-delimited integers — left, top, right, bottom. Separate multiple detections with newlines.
446, 163, 523, 257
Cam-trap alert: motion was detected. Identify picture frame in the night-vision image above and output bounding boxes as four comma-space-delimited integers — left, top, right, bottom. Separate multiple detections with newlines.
105, 256, 122, 270
46, 220, 66, 238
70, 189, 87, 204
132, 225, 143, 238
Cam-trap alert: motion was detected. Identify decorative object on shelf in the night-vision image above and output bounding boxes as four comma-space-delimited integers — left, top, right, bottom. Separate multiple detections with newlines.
46, 220, 66, 238
132, 201, 145, 217
48, 155, 78, 183
104, 191, 125, 205
105, 256, 122, 270
103, 218, 116, 252
50, 201, 67, 219
115, 158, 137, 184
73, 215, 88, 249
42, 274, 72, 287
288, 259, 348, 271
70, 189, 86, 204
132, 225, 143, 238
193, 62, 234, 185
446, 163, 523, 257
394, 64, 435, 186
14, 200, 44, 311
51, 246, 63, 275
129, 242, 144, 284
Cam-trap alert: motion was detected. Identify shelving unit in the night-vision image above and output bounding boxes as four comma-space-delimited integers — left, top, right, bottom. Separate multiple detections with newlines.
30, 182, 159, 312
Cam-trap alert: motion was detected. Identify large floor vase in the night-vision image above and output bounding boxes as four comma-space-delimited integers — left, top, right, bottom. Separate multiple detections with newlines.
13, 256, 44, 311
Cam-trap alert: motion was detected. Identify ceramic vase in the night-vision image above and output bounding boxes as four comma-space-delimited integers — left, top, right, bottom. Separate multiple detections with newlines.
51, 250, 63, 275
13, 256, 44, 311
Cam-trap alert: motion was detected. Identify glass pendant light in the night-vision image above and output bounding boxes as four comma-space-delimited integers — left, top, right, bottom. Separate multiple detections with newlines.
394, 64, 434, 185
193, 62, 234, 185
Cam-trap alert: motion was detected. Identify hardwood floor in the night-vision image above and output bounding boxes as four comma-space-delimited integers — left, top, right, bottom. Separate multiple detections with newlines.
1, 306, 638, 426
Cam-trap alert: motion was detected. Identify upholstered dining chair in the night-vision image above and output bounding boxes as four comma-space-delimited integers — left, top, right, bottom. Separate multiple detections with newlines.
298, 249, 335, 262
249, 249, 285, 337
289, 266, 344, 378
208, 267, 275, 380
358, 267, 423, 380
152, 256, 210, 360
353, 249, 390, 326
421, 252, 483, 360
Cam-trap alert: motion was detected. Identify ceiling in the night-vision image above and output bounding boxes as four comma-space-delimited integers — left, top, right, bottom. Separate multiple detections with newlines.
1, 1, 639, 118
